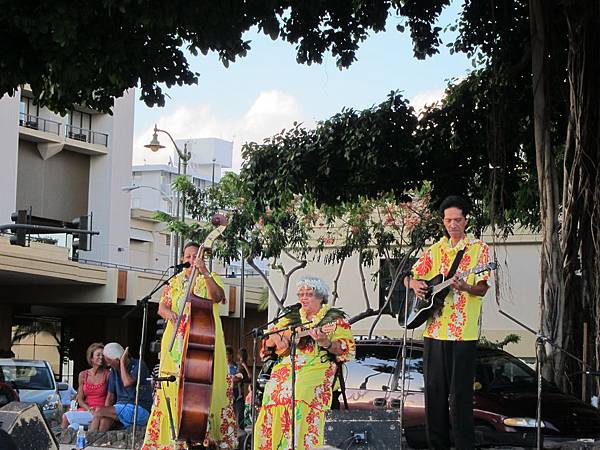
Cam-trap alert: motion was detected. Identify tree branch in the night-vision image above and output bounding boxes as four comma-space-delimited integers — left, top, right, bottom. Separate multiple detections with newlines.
279, 257, 308, 308
247, 257, 284, 309
331, 256, 347, 306
358, 253, 371, 311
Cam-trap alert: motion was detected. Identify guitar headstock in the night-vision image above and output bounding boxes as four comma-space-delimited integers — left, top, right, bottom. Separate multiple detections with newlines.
473, 261, 498, 274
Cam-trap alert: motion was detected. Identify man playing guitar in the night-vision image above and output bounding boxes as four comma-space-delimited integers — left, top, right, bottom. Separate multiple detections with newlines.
405, 195, 491, 450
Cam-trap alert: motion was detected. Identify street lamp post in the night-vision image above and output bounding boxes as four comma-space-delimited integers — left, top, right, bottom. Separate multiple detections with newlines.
145, 124, 191, 261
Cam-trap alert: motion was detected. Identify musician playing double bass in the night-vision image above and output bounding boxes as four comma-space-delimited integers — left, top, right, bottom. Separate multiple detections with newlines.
142, 241, 237, 449
254, 276, 355, 450
405, 195, 490, 450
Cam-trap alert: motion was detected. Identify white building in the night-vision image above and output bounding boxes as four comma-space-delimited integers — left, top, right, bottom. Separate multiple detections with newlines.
128, 137, 233, 271
0, 85, 134, 265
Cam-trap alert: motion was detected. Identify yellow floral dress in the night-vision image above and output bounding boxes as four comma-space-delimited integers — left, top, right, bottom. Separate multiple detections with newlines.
142, 271, 238, 449
254, 304, 355, 450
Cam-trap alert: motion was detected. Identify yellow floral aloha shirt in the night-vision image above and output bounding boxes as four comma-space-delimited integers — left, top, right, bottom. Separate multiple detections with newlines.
411, 236, 491, 341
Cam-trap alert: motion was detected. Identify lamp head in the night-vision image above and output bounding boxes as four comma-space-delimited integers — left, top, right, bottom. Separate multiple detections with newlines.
144, 125, 165, 152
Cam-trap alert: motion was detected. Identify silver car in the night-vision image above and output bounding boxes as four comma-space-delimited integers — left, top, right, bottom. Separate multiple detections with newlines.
0, 359, 63, 425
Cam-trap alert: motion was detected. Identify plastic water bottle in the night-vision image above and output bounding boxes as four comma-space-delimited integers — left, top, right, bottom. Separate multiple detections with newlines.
70, 399, 78, 411
76, 425, 86, 449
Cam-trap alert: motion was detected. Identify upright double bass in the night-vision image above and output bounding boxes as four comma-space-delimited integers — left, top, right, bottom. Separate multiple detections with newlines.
169, 215, 227, 442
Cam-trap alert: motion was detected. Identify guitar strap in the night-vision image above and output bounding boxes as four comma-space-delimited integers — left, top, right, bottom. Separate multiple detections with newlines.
446, 248, 466, 279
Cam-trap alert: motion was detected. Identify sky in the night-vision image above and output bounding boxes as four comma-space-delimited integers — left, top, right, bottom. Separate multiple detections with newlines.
132, 2, 470, 173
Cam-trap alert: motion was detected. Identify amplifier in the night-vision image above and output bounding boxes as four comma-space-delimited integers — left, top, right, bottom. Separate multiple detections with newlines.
324, 409, 403, 449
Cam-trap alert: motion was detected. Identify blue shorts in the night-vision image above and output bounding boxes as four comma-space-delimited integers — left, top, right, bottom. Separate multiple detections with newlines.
113, 403, 150, 427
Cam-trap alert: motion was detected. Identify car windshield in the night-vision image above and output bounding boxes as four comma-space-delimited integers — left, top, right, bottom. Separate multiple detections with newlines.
476, 351, 559, 393
345, 344, 399, 390
0, 365, 54, 390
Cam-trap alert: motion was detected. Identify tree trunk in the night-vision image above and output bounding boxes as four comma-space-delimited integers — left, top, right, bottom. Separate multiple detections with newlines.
529, 0, 566, 384
562, 0, 600, 397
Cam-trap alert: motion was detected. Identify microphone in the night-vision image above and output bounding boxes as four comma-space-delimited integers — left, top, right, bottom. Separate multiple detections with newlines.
171, 262, 191, 272
281, 303, 302, 313
148, 375, 177, 383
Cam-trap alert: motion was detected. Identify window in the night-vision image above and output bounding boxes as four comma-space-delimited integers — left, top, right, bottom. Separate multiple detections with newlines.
345, 344, 399, 391
19, 96, 38, 117
19, 96, 39, 126
397, 350, 425, 392
0, 365, 53, 390
68, 110, 92, 131
475, 351, 557, 393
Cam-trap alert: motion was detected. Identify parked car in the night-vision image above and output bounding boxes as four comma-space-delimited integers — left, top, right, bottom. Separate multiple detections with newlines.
0, 359, 62, 425
338, 338, 600, 448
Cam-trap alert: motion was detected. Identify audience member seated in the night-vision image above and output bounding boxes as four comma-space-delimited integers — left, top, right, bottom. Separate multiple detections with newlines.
59, 377, 77, 410
89, 342, 152, 432
62, 343, 109, 430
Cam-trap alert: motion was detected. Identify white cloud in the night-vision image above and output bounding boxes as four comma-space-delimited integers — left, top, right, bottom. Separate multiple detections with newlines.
410, 88, 446, 114
133, 90, 313, 172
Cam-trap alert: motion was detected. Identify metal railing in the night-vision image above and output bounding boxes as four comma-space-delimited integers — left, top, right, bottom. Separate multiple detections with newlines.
65, 124, 108, 147
19, 113, 61, 136
75, 258, 165, 274
18, 113, 109, 147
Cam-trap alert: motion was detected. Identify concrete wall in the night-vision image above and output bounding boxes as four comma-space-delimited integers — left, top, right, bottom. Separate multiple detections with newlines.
86, 90, 135, 265
16, 141, 89, 220
0, 93, 20, 222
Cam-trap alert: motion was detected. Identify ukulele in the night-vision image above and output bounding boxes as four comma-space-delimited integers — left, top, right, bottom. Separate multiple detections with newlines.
273, 322, 337, 357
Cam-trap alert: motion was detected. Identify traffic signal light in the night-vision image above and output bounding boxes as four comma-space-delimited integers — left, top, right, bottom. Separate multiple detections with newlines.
149, 318, 166, 354
10, 210, 30, 246
72, 215, 91, 252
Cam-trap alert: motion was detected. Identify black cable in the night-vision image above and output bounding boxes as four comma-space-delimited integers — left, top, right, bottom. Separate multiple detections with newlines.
338, 435, 356, 450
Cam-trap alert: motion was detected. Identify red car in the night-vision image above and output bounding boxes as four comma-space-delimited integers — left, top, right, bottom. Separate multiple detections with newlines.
337, 337, 600, 448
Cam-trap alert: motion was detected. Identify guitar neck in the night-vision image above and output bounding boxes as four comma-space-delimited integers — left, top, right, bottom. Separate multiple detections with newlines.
433, 265, 481, 293
295, 326, 322, 339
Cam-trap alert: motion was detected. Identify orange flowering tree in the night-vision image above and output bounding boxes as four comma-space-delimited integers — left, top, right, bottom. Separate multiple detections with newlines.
160, 173, 438, 327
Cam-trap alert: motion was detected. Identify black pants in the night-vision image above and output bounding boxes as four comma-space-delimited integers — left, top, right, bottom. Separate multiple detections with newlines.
423, 337, 476, 450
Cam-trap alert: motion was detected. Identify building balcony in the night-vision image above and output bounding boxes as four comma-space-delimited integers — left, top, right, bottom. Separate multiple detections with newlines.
18, 113, 109, 157
65, 124, 109, 147
19, 113, 61, 137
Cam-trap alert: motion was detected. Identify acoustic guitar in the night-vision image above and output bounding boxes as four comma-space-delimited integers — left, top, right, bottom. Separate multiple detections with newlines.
402, 262, 497, 329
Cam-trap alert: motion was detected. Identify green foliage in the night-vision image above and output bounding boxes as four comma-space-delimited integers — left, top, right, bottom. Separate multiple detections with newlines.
479, 333, 521, 350
12, 321, 60, 346
241, 91, 422, 210
0, 1, 422, 114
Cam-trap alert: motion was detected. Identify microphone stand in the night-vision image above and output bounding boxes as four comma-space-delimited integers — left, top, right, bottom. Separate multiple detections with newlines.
123, 267, 182, 450
397, 273, 412, 450
245, 310, 307, 450
497, 309, 590, 450
290, 326, 298, 450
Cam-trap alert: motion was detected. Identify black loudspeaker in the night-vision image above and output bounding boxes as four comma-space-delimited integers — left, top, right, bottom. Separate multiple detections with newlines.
0, 402, 59, 450
324, 409, 403, 449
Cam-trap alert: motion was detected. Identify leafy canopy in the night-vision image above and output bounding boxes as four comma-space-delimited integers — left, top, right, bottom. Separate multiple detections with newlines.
0, 0, 450, 113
